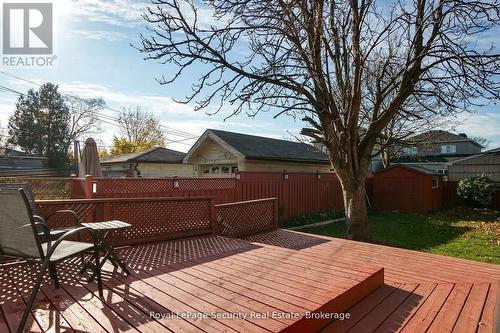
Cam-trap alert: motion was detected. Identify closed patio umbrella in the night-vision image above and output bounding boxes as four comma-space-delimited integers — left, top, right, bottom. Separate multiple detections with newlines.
78, 138, 103, 177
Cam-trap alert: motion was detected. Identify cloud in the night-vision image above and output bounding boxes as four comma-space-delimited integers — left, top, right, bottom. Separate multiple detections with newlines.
2, 78, 301, 152
65, 0, 226, 30
67, 0, 149, 26
71, 29, 129, 42
444, 111, 500, 149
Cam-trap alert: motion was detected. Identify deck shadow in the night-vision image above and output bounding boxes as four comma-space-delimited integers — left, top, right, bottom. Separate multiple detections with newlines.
244, 229, 330, 250
116, 235, 262, 272
1, 235, 262, 332
321, 283, 423, 332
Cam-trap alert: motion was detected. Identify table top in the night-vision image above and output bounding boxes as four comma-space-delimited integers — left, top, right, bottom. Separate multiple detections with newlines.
81, 220, 131, 230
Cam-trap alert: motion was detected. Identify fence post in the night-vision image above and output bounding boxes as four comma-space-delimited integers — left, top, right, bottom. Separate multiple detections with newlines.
84, 175, 93, 199
273, 198, 279, 228
210, 197, 219, 235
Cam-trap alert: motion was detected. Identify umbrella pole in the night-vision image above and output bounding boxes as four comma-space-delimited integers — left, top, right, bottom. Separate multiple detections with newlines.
74, 140, 79, 175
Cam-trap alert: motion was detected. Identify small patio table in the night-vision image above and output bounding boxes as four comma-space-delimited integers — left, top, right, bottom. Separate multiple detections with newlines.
80, 220, 131, 281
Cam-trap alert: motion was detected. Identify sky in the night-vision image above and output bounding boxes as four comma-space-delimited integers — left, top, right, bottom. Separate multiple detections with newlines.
0, 0, 499, 153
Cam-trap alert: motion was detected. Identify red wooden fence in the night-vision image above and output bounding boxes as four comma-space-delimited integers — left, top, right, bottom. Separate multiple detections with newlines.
36, 197, 214, 246
442, 180, 500, 210
36, 196, 281, 244
72, 172, 347, 220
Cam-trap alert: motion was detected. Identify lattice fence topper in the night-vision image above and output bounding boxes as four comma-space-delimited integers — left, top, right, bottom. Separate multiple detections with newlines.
178, 177, 236, 191
0, 177, 71, 200
36, 201, 97, 227
36, 197, 213, 245
215, 198, 278, 238
94, 178, 175, 197
111, 198, 212, 244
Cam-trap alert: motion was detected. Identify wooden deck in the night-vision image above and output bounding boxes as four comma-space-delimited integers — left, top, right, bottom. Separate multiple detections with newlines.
0, 230, 498, 332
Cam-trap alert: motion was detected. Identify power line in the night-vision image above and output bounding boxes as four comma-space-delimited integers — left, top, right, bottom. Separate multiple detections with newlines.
0, 70, 199, 139
0, 84, 197, 146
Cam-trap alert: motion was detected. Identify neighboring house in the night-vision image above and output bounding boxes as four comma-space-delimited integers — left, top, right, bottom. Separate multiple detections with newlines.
0, 147, 47, 170
100, 147, 193, 178
183, 129, 331, 176
392, 130, 483, 174
447, 147, 500, 182
312, 141, 384, 171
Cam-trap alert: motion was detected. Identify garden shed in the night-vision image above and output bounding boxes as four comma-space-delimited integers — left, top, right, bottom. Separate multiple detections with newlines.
373, 164, 443, 214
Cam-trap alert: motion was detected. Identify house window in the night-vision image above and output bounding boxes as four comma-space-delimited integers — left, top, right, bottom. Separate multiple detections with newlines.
432, 176, 439, 188
440, 145, 456, 154
201, 164, 238, 175
402, 147, 417, 155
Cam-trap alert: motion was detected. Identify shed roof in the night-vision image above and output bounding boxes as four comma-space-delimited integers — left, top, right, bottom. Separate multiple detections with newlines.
184, 129, 330, 164
374, 164, 441, 176
101, 147, 186, 164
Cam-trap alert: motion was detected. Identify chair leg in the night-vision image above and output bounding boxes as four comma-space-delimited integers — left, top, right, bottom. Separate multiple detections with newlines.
17, 259, 50, 333
93, 244, 104, 298
48, 262, 60, 289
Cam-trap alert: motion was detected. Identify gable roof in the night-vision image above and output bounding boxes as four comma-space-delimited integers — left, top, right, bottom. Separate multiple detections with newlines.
184, 129, 330, 164
408, 130, 482, 147
101, 147, 186, 164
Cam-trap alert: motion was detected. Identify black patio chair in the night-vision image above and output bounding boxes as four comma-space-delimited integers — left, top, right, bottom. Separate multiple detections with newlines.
0, 188, 103, 333
0, 183, 82, 239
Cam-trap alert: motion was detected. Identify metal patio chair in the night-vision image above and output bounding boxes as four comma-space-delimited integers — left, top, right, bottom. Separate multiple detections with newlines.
0, 188, 104, 333
0, 183, 82, 240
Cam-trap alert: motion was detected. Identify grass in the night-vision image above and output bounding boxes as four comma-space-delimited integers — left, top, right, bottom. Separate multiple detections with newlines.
281, 210, 344, 228
300, 208, 500, 264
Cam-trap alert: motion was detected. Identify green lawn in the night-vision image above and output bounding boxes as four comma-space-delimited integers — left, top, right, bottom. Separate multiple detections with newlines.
300, 208, 500, 264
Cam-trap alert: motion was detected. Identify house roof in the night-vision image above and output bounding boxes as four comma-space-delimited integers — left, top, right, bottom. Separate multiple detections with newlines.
408, 130, 482, 147
392, 154, 469, 164
447, 146, 500, 165
374, 164, 441, 176
184, 129, 330, 164
101, 147, 186, 164
0, 147, 47, 160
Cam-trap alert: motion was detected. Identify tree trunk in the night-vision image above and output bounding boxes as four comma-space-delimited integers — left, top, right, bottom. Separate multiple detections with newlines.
339, 176, 371, 241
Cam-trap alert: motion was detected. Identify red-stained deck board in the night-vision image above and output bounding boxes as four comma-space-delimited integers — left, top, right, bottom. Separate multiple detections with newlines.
345, 283, 420, 333
398, 283, 454, 332
478, 282, 499, 333
1, 232, 499, 333
0, 266, 43, 332
22, 264, 108, 333
319, 284, 401, 332
426, 283, 473, 333
107, 267, 234, 333
167, 261, 309, 314
452, 283, 491, 333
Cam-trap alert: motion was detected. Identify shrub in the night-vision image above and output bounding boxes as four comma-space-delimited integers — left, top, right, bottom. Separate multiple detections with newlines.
457, 176, 500, 207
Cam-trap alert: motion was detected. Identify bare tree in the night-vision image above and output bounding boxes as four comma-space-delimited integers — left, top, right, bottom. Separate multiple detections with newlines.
376, 112, 461, 168
112, 107, 166, 154
65, 96, 104, 151
470, 136, 490, 150
138, 0, 500, 240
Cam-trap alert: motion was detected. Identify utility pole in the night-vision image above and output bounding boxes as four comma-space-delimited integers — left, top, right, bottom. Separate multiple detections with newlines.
74, 140, 79, 175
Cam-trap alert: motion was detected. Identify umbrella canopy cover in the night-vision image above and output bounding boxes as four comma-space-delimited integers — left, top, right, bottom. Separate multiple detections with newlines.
78, 138, 103, 177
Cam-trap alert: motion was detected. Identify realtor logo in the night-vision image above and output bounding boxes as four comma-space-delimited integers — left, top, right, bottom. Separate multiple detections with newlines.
2, 3, 53, 54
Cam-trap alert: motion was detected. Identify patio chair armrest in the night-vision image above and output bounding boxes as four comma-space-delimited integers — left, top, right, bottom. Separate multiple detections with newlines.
46, 210, 82, 227
33, 219, 52, 253
45, 226, 99, 260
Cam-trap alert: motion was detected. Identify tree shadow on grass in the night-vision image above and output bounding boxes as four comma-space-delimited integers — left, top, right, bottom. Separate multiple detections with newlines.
300, 211, 475, 253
